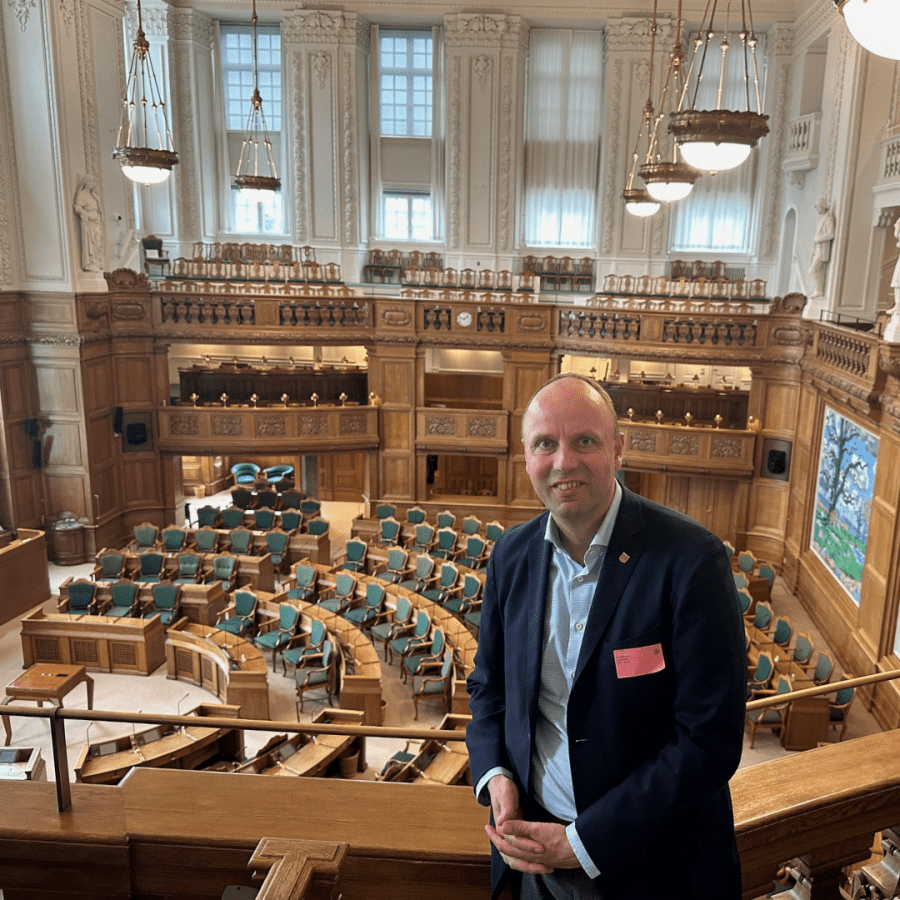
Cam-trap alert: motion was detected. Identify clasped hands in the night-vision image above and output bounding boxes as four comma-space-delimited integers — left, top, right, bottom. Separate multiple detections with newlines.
486, 774, 580, 874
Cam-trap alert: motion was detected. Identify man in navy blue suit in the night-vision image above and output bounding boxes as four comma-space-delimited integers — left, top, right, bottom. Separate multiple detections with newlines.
466, 374, 746, 900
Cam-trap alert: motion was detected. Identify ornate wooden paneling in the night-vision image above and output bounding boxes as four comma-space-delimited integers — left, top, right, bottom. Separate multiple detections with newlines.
415, 409, 509, 454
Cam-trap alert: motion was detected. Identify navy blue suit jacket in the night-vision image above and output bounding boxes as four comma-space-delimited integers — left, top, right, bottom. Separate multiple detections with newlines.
466, 487, 746, 900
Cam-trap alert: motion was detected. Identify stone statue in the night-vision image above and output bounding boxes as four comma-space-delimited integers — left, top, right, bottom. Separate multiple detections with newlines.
890, 216, 900, 313
73, 177, 103, 272
808, 197, 835, 298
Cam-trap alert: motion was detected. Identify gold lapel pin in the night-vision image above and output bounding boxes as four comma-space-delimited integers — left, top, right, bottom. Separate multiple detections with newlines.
619, 552, 630, 564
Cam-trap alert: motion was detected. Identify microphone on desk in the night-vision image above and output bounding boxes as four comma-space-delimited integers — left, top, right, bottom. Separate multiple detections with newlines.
131, 712, 145, 761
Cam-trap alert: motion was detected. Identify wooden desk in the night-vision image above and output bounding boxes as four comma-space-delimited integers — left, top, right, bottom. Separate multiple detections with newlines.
0, 529, 51, 627
2, 664, 94, 746
74, 703, 243, 785
0, 746, 46, 781
20, 609, 166, 675
165, 621, 270, 719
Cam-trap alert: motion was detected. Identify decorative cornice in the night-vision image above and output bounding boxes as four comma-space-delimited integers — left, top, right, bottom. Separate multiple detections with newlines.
168, 9, 214, 47
793, 0, 840, 53
129, 5, 168, 39
282, 10, 362, 45
605, 16, 677, 53
445, 14, 524, 50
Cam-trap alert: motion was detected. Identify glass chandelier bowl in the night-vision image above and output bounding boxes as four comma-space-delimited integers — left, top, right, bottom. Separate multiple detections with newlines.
639, 160, 699, 202
114, 0, 178, 185
836, 0, 900, 60
622, 187, 662, 218
669, 108, 769, 172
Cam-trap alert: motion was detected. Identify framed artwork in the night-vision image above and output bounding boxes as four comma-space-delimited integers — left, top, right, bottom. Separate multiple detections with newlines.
810, 406, 879, 605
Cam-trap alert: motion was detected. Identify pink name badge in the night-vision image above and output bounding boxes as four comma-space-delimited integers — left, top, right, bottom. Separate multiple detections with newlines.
613, 643, 666, 679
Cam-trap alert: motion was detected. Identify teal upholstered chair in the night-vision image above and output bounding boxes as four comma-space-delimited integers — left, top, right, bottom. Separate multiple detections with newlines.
457, 534, 488, 569
254, 603, 300, 670
376, 517, 401, 547
411, 650, 453, 720
399, 554, 435, 594
288, 564, 317, 603
196, 505, 220, 527
443, 572, 482, 615
745, 675, 791, 748
228, 527, 254, 555
294, 640, 335, 714
281, 619, 327, 676
210, 554, 238, 592
305, 517, 329, 537
173, 552, 204, 584
431, 527, 459, 560
253, 508, 277, 531
216, 589, 258, 637
410, 523, 435, 555
193, 527, 219, 554
828, 677, 856, 741
220, 506, 246, 529
230, 462, 260, 484
105, 580, 139, 618
402, 627, 445, 683
344, 581, 385, 628
264, 464, 294, 483
422, 562, 460, 604
279, 509, 303, 532
161, 526, 187, 553
93, 550, 126, 584
370, 596, 413, 660
387, 609, 431, 667
406, 506, 426, 525
461, 515, 482, 536
435, 510, 455, 530
375, 503, 396, 520
375, 547, 409, 585
319, 572, 357, 615
265, 528, 291, 578
131, 522, 160, 552
143, 582, 182, 626
337, 538, 368, 573
300, 497, 322, 517
65, 579, 98, 616
136, 552, 166, 583
791, 632, 815, 667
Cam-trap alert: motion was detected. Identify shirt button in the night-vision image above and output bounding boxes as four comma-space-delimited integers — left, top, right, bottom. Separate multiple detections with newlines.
574, 622, 583, 631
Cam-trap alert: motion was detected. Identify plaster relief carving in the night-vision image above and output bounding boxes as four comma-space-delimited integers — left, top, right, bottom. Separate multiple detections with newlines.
341, 50, 355, 245
292, 51, 309, 241
427, 416, 456, 435
602, 59, 622, 255
300, 414, 329, 435
341, 414, 367, 434
213, 416, 243, 436
170, 415, 199, 436
59, 0, 74, 33
448, 55, 461, 245
517, 312, 547, 332
630, 431, 657, 452
473, 55, 491, 89
606, 17, 677, 51
712, 437, 742, 459
283, 10, 344, 42
257, 416, 287, 436
104, 268, 150, 291
468, 417, 497, 438
381, 307, 412, 327
312, 52, 330, 89
670, 435, 699, 455
8, 0, 35, 31
498, 55, 513, 250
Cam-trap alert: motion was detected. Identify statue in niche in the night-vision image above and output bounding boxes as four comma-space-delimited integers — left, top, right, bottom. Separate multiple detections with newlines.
889, 216, 900, 313
807, 197, 835, 298
73, 177, 103, 272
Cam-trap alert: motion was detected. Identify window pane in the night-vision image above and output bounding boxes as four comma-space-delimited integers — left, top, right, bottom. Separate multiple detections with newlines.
380, 29, 433, 137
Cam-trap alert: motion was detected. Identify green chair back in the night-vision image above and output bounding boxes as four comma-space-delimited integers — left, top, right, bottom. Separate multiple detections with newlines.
196, 505, 219, 527
253, 509, 277, 530
436, 510, 455, 529
306, 517, 329, 536
108, 581, 138, 616
376, 504, 396, 519
194, 527, 219, 553
161, 527, 187, 552
406, 506, 426, 524
138, 552, 165, 581
234, 590, 258, 618
67, 580, 96, 612
220, 507, 246, 529
96, 551, 126, 581
229, 528, 254, 555
133, 524, 159, 550
280, 509, 302, 532
176, 552, 203, 581
300, 498, 322, 516
151, 582, 181, 611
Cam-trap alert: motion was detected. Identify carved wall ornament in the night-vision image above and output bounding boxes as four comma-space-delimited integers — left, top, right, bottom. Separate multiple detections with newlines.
312, 52, 330, 89
104, 268, 151, 291
58, 0, 74, 34
283, 10, 345, 42
170, 415, 199, 436
427, 416, 457, 435
770, 292, 808, 314
292, 51, 309, 241
111, 302, 147, 322
517, 312, 548, 332
712, 437, 742, 459
670, 435, 699, 455
84, 301, 107, 321
256, 416, 287, 436
468, 417, 497, 437
606, 16, 678, 51
498, 55, 514, 250
8, 0, 35, 31
473, 55, 492, 89
340, 413, 367, 434
878, 347, 900, 377
381, 306, 412, 327
630, 430, 657, 452
448, 55, 462, 245
341, 50, 356, 245
300, 414, 329, 435
602, 58, 623, 255
213, 416, 243, 436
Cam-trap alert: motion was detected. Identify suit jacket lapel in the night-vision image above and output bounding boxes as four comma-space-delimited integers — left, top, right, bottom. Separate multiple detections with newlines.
524, 519, 553, 765
574, 488, 646, 684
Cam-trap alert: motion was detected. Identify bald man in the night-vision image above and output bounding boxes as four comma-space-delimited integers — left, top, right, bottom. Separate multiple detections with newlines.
466, 374, 746, 900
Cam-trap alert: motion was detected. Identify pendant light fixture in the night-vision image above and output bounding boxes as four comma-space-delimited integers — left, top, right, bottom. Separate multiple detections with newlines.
638, 0, 700, 203
233, 0, 280, 200
835, 0, 900, 61
114, 0, 179, 185
622, 2, 661, 218
668, 0, 768, 173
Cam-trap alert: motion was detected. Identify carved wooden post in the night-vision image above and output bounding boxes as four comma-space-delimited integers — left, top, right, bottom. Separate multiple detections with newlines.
249, 837, 348, 900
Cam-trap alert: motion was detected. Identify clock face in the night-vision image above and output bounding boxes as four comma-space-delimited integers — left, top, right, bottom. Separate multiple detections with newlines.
456, 310, 473, 328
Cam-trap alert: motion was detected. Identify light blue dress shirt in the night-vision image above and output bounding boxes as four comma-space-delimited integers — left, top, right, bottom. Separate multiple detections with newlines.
477, 482, 623, 879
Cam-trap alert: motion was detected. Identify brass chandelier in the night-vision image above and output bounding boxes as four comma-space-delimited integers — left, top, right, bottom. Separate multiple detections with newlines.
114, 0, 179, 185
668, 0, 768, 173
233, 0, 281, 199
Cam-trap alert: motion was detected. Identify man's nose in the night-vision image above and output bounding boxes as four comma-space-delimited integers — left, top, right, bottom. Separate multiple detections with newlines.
552, 443, 578, 470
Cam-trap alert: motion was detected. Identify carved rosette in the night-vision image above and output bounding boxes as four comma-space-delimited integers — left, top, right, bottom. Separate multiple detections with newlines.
629, 431, 657, 452
170, 415, 199, 436
213, 416, 243, 436
341, 413, 367, 434
300, 414, 329, 435
257, 416, 287, 437
468, 417, 497, 438
712, 437, 742, 459
427, 416, 456, 435
670, 435, 699, 455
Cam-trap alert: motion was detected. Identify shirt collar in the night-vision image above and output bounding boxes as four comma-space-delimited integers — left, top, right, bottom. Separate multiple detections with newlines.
543, 480, 623, 561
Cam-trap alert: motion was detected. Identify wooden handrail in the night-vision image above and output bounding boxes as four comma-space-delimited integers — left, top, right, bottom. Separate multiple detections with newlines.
745, 668, 900, 711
